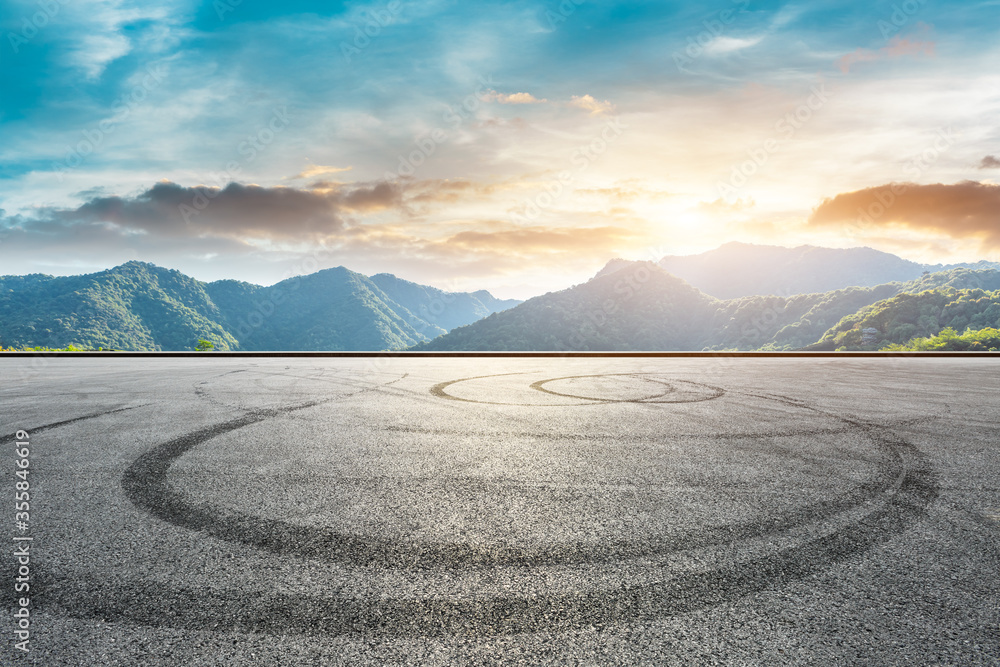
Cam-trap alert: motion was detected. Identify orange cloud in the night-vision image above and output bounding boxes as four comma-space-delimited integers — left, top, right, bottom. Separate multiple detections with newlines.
577, 185, 676, 201
442, 226, 636, 255
809, 181, 1000, 249
332, 222, 642, 283
288, 164, 353, 180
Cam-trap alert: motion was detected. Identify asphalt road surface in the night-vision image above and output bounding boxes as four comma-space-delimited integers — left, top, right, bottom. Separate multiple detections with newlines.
2, 357, 998, 665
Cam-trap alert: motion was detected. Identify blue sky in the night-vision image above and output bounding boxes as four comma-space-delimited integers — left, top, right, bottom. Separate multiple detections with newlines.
2, 0, 999, 297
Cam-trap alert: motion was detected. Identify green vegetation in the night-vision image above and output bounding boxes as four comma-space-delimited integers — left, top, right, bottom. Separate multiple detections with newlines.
0, 344, 105, 351
0, 261, 519, 351
417, 263, 1000, 352
701, 284, 902, 351
881, 327, 1000, 351
0, 261, 236, 351
415, 262, 717, 351
4, 258, 999, 353
816, 287, 1000, 350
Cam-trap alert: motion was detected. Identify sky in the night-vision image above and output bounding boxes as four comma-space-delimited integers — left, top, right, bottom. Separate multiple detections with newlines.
1, 0, 999, 299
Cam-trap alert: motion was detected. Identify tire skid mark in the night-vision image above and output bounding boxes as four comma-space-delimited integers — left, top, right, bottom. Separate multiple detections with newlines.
122, 440, 903, 570
378, 423, 859, 441
429, 372, 541, 406
20, 435, 934, 638
195, 369, 410, 412
529, 374, 677, 403
12, 376, 939, 638
0, 405, 146, 445
123, 382, 919, 571
130, 373, 408, 522
431, 373, 724, 407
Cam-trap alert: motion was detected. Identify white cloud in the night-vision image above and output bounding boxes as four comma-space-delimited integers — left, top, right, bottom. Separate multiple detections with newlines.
705, 36, 764, 55
69, 32, 132, 80
57, 0, 193, 79
483, 90, 548, 104
568, 94, 615, 115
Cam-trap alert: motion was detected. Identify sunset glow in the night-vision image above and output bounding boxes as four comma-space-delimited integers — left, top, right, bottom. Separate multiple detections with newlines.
2, 0, 998, 298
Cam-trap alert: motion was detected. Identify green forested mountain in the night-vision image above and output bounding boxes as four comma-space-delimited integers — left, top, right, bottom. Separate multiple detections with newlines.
5, 258, 999, 352
701, 284, 903, 351
0, 262, 519, 350
658, 242, 1000, 299
0, 262, 240, 351
415, 262, 718, 351
809, 285, 1000, 350
882, 327, 1000, 351
415, 262, 1000, 351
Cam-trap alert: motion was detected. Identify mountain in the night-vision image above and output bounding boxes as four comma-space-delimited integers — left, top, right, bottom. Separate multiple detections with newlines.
0, 262, 519, 351
805, 276, 1000, 351
414, 261, 719, 351
657, 242, 1000, 299
215, 266, 444, 351
368, 273, 521, 336
414, 262, 1000, 351
880, 326, 1000, 351
702, 283, 902, 351
0, 262, 240, 351
6, 251, 1000, 353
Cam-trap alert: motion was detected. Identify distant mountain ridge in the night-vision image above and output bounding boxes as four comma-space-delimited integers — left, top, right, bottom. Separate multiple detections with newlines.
415, 261, 1000, 351
0, 262, 520, 351
656, 242, 1000, 299
5, 244, 1000, 352
369, 273, 520, 336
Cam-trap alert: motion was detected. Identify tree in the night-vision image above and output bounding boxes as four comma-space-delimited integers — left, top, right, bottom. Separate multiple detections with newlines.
195, 339, 215, 351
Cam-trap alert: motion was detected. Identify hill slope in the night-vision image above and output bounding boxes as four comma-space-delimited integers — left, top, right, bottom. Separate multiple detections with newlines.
369, 273, 521, 337
415, 262, 1000, 351
415, 262, 721, 351
0, 262, 519, 351
809, 284, 1000, 351
0, 262, 239, 351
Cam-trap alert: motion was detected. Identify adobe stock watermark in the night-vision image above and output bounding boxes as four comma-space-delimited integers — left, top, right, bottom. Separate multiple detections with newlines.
179, 106, 290, 223
228, 245, 335, 343
509, 116, 627, 224
878, 0, 928, 39
555, 261, 652, 352
737, 290, 795, 346
7, 0, 69, 54
544, 0, 586, 30
12, 429, 33, 653
852, 127, 957, 233
341, 1, 403, 62
214, 0, 242, 20
52, 63, 168, 183
716, 83, 831, 201
382, 75, 497, 181
673, 0, 752, 74
231, 244, 471, 349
